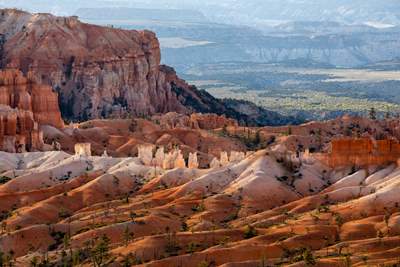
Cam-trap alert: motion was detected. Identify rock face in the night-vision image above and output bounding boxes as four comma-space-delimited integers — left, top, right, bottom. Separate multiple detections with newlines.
209, 157, 221, 169
0, 69, 63, 128
0, 9, 190, 121
188, 152, 199, 169
154, 147, 165, 167
0, 9, 290, 126
138, 145, 154, 166
74, 143, 91, 157
151, 112, 238, 130
229, 151, 245, 163
0, 106, 43, 152
324, 138, 400, 168
220, 151, 229, 166
162, 149, 187, 170
189, 113, 237, 130
0, 69, 63, 152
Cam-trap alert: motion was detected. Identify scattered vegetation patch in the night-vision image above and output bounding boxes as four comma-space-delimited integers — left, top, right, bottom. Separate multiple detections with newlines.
0, 176, 11, 184
243, 225, 258, 239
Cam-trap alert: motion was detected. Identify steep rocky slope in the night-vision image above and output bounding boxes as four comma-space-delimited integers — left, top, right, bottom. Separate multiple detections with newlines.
1, 140, 400, 266
0, 69, 63, 128
0, 9, 186, 121
0, 9, 294, 126
42, 112, 246, 168
0, 69, 63, 152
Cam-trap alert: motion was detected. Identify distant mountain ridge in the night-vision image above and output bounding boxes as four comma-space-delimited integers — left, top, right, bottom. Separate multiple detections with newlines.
75, 7, 207, 23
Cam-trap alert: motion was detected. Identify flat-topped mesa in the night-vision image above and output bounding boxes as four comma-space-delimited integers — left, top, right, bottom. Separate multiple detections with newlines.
0, 69, 64, 128
324, 137, 400, 168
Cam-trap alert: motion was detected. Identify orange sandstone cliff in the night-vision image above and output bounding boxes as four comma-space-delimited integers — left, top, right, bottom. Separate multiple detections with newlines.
325, 138, 400, 168
0, 9, 285, 126
0, 9, 191, 121
0, 69, 63, 151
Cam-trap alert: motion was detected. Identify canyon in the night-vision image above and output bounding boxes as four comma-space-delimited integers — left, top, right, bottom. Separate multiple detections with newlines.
1, 115, 400, 266
0, 7, 400, 267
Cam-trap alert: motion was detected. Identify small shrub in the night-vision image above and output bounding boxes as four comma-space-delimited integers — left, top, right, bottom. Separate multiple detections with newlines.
243, 225, 257, 239
0, 176, 11, 184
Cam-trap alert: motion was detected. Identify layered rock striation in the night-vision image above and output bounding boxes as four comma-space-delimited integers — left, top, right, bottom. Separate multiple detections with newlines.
0, 69, 63, 128
0, 9, 190, 121
0, 106, 42, 152
0, 69, 63, 152
0, 9, 294, 126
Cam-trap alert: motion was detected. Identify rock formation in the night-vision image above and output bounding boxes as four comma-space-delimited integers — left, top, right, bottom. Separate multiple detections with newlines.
138, 145, 154, 166
0, 69, 63, 152
1, 144, 400, 266
323, 137, 400, 168
154, 147, 165, 167
174, 150, 186, 169
151, 112, 237, 130
0, 9, 190, 121
0, 69, 63, 128
210, 157, 221, 169
220, 151, 229, 166
74, 143, 91, 157
188, 152, 199, 169
0, 106, 43, 153
189, 113, 237, 130
163, 148, 187, 169
0, 9, 283, 126
229, 151, 246, 163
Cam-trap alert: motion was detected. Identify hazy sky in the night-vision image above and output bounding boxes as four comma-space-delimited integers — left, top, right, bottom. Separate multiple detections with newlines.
1, 0, 400, 27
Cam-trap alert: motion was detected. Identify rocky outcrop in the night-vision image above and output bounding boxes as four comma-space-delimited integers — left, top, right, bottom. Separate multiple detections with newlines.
210, 157, 221, 169
0, 69, 64, 152
74, 143, 92, 157
0, 69, 63, 128
0, 9, 293, 126
188, 152, 199, 169
138, 145, 154, 166
151, 112, 238, 130
0, 9, 188, 121
163, 149, 186, 170
324, 138, 400, 168
229, 151, 246, 163
0, 10, 217, 123
189, 113, 237, 130
220, 151, 229, 166
0, 106, 43, 152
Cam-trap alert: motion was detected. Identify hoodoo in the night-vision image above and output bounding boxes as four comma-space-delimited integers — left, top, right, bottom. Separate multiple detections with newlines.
0, 69, 63, 152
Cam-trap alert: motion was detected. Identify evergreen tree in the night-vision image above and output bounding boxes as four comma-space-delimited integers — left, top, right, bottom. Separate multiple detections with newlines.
123, 225, 133, 247
90, 235, 111, 267
369, 107, 377, 120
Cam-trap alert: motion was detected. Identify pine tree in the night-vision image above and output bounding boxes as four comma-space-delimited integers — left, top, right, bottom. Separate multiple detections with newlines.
90, 235, 111, 267
369, 107, 377, 120
123, 225, 133, 247
0, 250, 4, 267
